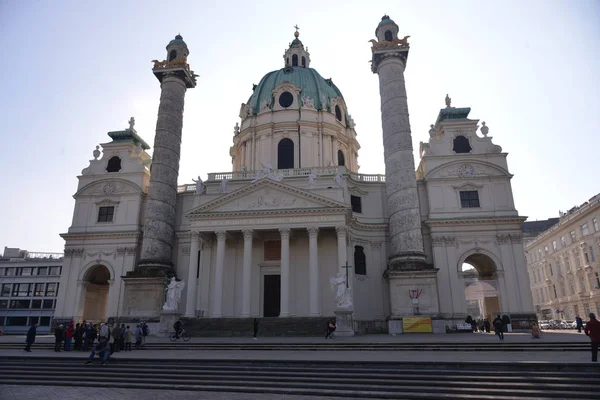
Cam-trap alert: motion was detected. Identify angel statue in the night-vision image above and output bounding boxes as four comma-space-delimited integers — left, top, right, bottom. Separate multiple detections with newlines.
308, 170, 317, 188
219, 177, 229, 193
163, 277, 185, 311
333, 168, 343, 187
330, 273, 352, 309
192, 176, 205, 195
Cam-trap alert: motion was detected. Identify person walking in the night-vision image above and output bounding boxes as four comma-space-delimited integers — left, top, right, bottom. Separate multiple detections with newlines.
141, 321, 149, 346
119, 324, 126, 351
584, 313, 600, 362
325, 318, 336, 339
54, 324, 64, 352
24, 323, 38, 352
73, 323, 82, 351
135, 324, 143, 349
493, 315, 504, 340
64, 321, 75, 351
125, 326, 133, 351
111, 323, 121, 354
576, 316, 584, 333
484, 319, 491, 333
253, 318, 259, 340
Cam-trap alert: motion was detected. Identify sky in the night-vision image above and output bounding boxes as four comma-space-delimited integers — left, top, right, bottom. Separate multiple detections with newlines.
0, 0, 599, 253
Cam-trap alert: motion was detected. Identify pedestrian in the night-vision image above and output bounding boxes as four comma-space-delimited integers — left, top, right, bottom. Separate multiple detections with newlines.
119, 324, 126, 351
141, 321, 149, 346
253, 318, 259, 340
54, 324, 64, 352
111, 323, 121, 354
531, 323, 541, 339
73, 323, 82, 351
135, 324, 143, 349
325, 318, 336, 339
493, 315, 504, 340
64, 321, 75, 351
576, 316, 584, 333
24, 323, 38, 352
84, 336, 110, 366
125, 326, 133, 351
583, 312, 600, 362
484, 319, 491, 333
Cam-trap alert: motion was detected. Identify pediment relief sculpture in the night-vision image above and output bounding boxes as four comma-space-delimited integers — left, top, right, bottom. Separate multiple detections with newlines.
76, 179, 142, 197
428, 161, 510, 180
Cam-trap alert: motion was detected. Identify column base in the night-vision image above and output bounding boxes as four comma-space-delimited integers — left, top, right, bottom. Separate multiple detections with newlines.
133, 260, 174, 277
334, 309, 355, 337
122, 277, 165, 319
388, 252, 432, 270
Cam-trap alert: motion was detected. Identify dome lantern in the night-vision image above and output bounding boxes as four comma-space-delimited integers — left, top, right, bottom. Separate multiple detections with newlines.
283, 25, 311, 68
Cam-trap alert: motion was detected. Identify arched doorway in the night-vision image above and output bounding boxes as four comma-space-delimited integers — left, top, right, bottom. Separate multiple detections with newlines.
82, 265, 110, 322
461, 253, 501, 323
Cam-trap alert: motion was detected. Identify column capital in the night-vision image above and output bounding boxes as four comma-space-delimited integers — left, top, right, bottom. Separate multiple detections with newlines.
190, 230, 201, 239
215, 230, 227, 241
307, 226, 319, 237
335, 225, 347, 236
279, 227, 291, 238
242, 229, 254, 240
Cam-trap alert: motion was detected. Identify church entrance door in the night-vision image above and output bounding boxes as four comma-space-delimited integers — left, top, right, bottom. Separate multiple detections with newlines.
82, 265, 110, 322
263, 274, 281, 317
461, 253, 501, 322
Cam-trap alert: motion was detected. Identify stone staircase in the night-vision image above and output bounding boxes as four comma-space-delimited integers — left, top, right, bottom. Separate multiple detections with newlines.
183, 317, 331, 337
1, 357, 598, 398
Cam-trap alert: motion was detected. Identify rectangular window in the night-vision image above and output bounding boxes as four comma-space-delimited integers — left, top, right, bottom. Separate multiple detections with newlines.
33, 283, 45, 296
16, 267, 34, 276
0, 300, 7, 309
48, 266, 61, 276
595, 272, 600, 289
553, 284, 557, 298
593, 217, 599, 232
263, 241, 281, 261
9, 299, 31, 309
42, 299, 55, 309
4, 267, 15, 276
31, 299, 42, 309
570, 230, 576, 243
6, 316, 28, 326
350, 195, 362, 213
581, 223, 589, 236
459, 191, 480, 208
1, 283, 11, 297
97, 206, 115, 222
11, 283, 31, 297
584, 251, 590, 264
45, 283, 59, 297
354, 246, 366, 275
39, 316, 51, 326
37, 267, 48, 276
552, 241, 557, 251
590, 246, 596, 262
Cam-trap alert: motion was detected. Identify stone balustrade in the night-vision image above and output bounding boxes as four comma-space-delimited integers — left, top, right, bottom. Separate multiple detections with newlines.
176, 167, 385, 193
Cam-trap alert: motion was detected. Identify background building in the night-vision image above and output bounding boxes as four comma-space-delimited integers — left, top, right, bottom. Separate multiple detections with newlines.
525, 194, 600, 321
0, 247, 63, 334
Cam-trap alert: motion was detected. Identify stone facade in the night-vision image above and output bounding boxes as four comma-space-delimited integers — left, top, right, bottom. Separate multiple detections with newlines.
525, 194, 600, 321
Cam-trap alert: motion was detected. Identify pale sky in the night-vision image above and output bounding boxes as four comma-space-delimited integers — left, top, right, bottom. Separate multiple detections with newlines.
1, 0, 599, 253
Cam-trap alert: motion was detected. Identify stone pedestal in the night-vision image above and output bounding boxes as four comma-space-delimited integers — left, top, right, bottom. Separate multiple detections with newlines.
334, 309, 355, 337
122, 277, 165, 319
388, 319, 403, 335
159, 310, 181, 338
385, 269, 439, 317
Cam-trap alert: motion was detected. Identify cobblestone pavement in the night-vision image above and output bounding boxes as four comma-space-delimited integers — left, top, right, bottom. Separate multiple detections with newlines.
0, 385, 349, 400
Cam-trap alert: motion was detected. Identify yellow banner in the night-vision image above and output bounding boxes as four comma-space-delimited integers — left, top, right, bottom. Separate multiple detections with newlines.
403, 317, 432, 333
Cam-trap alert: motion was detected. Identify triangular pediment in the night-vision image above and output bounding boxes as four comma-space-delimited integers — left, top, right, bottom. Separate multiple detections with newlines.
187, 178, 349, 217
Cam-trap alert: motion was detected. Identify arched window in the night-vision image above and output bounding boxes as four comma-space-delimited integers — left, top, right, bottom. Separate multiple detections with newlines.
385, 30, 393, 42
452, 135, 472, 153
106, 156, 122, 172
292, 54, 298, 67
168, 50, 177, 62
277, 138, 294, 169
354, 246, 366, 275
335, 105, 342, 121
337, 150, 345, 166
302, 56, 306, 67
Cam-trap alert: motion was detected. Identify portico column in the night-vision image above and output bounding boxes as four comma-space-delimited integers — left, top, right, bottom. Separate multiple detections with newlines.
308, 226, 320, 316
185, 231, 200, 317
279, 227, 291, 317
241, 229, 253, 317
336, 226, 347, 274
212, 230, 226, 317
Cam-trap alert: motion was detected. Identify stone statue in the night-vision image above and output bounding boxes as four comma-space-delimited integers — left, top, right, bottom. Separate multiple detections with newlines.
233, 123, 240, 136
330, 273, 352, 309
128, 117, 135, 130
93, 145, 101, 160
301, 95, 315, 110
163, 277, 185, 311
253, 162, 283, 182
334, 168, 343, 187
429, 124, 436, 138
445, 94, 451, 108
192, 176, 205, 195
308, 170, 317, 188
481, 121, 489, 137
348, 114, 356, 129
219, 177, 229, 193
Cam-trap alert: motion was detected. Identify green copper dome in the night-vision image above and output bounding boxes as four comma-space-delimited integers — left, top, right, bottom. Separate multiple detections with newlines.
247, 67, 344, 115
378, 15, 396, 27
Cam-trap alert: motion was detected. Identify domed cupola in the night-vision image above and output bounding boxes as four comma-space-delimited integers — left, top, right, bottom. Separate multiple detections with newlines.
166, 34, 189, 62
283, 26, 311, 68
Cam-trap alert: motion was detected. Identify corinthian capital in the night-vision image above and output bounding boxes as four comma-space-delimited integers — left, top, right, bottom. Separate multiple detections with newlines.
215, 230, 227, 241
307, 226, 319, 237
242, 229, 254, 240
335, 225, 347, 236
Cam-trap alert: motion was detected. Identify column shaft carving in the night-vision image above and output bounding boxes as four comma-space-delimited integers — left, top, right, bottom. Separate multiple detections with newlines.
279, 228, 291, 317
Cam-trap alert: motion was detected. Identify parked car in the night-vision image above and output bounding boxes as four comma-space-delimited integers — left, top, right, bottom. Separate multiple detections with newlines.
539, 320, 551, 330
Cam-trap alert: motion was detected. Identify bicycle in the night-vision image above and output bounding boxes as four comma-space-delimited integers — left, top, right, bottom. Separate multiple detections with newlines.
169, 328, 191, 342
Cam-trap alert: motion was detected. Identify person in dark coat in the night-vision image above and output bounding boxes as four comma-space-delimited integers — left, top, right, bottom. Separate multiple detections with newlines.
73, 323, 82, 350
325, 318, 336, 339
483, 319, 491, 333
584, 313, 600, 362
493, 315, 504, 340
253, 318, 259, 340
54, 324, 64, 352
576, 316, 584, 333
24, 323, 38, 352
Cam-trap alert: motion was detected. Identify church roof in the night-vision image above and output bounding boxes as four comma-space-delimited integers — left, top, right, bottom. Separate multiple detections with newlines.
247, 67, 344, 115
107, 128, 150, 150
435, 107, 471, 126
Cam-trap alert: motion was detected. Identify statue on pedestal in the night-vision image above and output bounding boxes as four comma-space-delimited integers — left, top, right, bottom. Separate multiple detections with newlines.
220, 177, 229, 193
163, 277, 185, 311
330, 273, 352, 309
192, 176, 205, 195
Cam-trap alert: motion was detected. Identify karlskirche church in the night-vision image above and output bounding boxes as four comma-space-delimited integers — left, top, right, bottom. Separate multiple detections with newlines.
55, 16, 535, 334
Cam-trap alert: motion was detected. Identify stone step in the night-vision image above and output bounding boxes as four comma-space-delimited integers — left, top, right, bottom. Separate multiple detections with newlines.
184, 316, 332, 336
